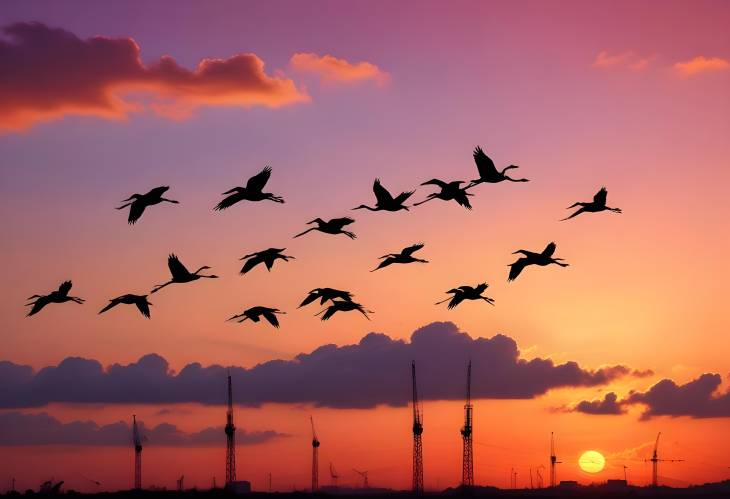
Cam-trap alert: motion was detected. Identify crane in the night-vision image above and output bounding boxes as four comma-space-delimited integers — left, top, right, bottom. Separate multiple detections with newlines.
550, 432, 562, 487
536, 466, 545, 488
623, 465, 629, 484
225, 373, 237, 486
412, 361, 424, 494
353, 469, 369, 489
176, 475, 184, 492
329, 463, 339, 489
132, 415, 143, 490
460, 361, 474, 488
646, 432, 684, 487
311, 416, 320, 492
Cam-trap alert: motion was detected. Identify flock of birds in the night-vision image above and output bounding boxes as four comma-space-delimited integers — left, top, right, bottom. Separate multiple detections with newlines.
25, 147, 622, 328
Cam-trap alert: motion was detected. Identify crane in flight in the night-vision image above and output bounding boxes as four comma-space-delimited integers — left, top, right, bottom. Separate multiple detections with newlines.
414, 179, 473, 209
214, 166, 284, 211
151, 254, 218, 293
353, 179, 414, 212
99, 294, 152, 318
508, 242, 568, 282
436, 283, 495, 309
371, 243, 428, 271
116, 186, 179, 225
468, 146, 529, 186
239, 248, 295, 274
228, 306, 285, 329
561, 187, 622, 221
294, 217, 357, 239
316, 299, 372, 321
299, 288, 353, 308
26, 280, 84, 317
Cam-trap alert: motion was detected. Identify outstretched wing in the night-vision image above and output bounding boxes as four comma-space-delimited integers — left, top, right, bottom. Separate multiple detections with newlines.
401, 243, 424, 257
135, 298, 151, 318
246, 166, 272, 193
99, 298, 121, 315
128, 201, 146, 224
421, 178, 448, 188
454, 190, 473, 209
167, 254, 190, 279
372, 257, 395, 272
372, 178, 394, 204
262, 309, 281, 328
299, 291, 319, 308
319, 305, 338, 321
214, 192, 244, 211
240, 255, 263, 274
58, 280, 73, 296
332, 217, 355, 228
26, 296, 50, 316
473, 146, 498, 177
593, 187, 608, 206
393, 190, 415, 204
508, 258, 528, 281
146, 186, 170, 198
542, 241, 557, 257
447, 293, 464, 309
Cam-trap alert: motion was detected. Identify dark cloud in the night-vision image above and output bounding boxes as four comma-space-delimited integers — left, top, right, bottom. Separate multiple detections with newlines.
0, 411, 284, 446
572, 392, 625, 415
0, 322, 642, 409
0, 22, 308, 131
626, 373, 730, 419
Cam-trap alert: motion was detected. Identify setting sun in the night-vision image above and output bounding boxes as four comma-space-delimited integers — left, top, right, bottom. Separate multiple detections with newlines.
579, 450, 606, 473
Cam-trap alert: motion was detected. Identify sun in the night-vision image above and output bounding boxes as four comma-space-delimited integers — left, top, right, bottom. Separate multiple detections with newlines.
578, 450, 606, 473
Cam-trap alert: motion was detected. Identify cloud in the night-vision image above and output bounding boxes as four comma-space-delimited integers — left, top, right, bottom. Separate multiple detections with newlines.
290, 53, 388, 85
572, 392, 625, 415
673, 56, 730, 76
592, 50, 652, 71
0, 322, 643, 409
0, 411, 284, 446
0, 22, 309, 131
625, 373, 730, 419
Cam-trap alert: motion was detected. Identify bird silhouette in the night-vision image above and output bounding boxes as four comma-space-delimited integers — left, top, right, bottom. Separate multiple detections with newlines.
371, 243, 428, 271
116, 186, 179, 224
316, 299, 372, 321
561, 187, 622, 221
294, 217, 356, 239
353, 179, 414, 212
26, 280, 85, 316
413, 179, 474, 209
299, 288, 354, 308
99, 294, 152, 318
239, 248, 295, 274
151, 254, 218, 293
435, 283, 495, 309
214, 166, 284, 211
508, 242, 569, 281
469, 146, 529, 186
228, 306, 285, 328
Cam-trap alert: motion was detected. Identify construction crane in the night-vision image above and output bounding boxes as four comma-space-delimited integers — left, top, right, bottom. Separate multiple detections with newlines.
329, 463, 339, 489
549, 432, 561, 487
311, 416, 320, 492
646, 432, 684, 487
529, 468, 533, 489
623, 465, 629, 484
268, 472, 272, 493
176, 475, 184, 492
353, 469, 369, 489
132, 415, 143, 490
460, 361, 474, 488
536, 466, 545, 488
225, 372, 237, 486
411, 361, 424, 494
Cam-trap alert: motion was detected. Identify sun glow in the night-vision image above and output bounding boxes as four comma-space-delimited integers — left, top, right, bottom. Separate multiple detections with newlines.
578, 450, 606, 473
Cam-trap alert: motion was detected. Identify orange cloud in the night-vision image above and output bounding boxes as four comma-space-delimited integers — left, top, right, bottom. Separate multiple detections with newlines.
592, 50, 652, 71
673, 56, 730, 76
0, 22, 309, 131
289, 52, 388, 85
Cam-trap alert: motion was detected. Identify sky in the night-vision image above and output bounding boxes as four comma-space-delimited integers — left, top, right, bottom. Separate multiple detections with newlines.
1, 0, 729, 492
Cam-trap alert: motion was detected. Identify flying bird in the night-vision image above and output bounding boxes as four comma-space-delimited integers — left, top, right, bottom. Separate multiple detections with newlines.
239, 248, 295, 274
352, 179, 414, 212
508, 242, 569, 281
435, 283, 495, 309
316, 299, 373, 321
561, 187, 622, 221
469, 146, 529, 186
151, 254, 218, 293
99, 294, 152, 318
26, 280, 85, 316
371, 243, 428, 271
116, 186, 179, 224
299, 288, 354, 308
227, 306, 285, 328
294, 217, 356, 239
413, 179, 474, 209
214, 166, 284, 211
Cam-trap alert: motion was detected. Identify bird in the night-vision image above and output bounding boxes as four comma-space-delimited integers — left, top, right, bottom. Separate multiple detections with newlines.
315, 299, 373, 321
352, 179, 414, 212
227, 306, 285, 328
239, 248, 295, 274
99, 294, 152, 318
116, 186, 179, 224
413, 179, 474, 209
151, 254, 218, 293
469, 146, 529, 186
26, 280, 85, 316
214, 166, 284, 211
508, 242, 569, 281
371, 243, 428, 271
561, 187, 622, 221
435, 283, 495, 309
294, 217, 356, 239
298, 288, 354, 308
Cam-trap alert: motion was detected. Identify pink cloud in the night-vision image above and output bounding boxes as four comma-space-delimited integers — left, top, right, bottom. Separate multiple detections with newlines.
673, 56, 730, 76
290, 52, 389, 85
0, 22, 310, 131
592, 50, 652, 71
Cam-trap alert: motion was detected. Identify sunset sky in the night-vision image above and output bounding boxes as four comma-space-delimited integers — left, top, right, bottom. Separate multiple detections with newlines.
1, 0, 730, 493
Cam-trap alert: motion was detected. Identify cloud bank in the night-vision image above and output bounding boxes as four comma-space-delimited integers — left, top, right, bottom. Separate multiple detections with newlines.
0, 411, 283, 446
290, 53, 388, 85
0, 22, 309, 131
572, 392, 624, 415
673, 56, 730, 76
1, 322, 642, 409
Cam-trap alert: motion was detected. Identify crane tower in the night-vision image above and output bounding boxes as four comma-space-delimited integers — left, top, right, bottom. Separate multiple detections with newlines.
311, 416, 320, 492
412, 361, 424, 494
132, 415, 143, 490
225, 373, 237, 486
461, 361, 474, 488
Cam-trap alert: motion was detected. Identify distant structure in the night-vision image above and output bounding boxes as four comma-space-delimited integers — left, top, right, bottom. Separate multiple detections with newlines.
411, 361, 424, 494
176, 476, 184, 492
460, 361, 474, 488
311, 416, 320, 492
535, 467, 544, 488
549, 432, 561, 487
647, 432, 684, 487
329, 463, 339, 489
132, 415, 143, 490
225, 373, 237, 486
353, 469, 369, 489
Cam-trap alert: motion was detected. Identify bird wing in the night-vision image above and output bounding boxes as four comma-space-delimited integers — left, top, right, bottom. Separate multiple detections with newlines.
26, 296, 51, 316
240, 255, 263, 274
299, 292, 319, 308
372, 257, 394, 271
135, 298, 151, 318
508, 258, 528, 281
58, 280, 73, 296
593, 187, 608, 206
214, 192, 244, 211
262, 310, 281, 328
332, 217, 355, 228
167, 254, 190, 278
246, 166, 272, 192
98, 298, 121, 315
372, 178, 394, 204
447, 293, 464, 309
401, 243, 424, 257
473, 146, 498, 177
146, 186, 170, 198
319, 306, 337, 321
421, 178, 448, 188
542, 242, 557, 257
127, 200, 146, 224
454, 190, 473, 209
393, 190, 415, 205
